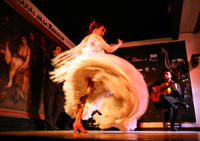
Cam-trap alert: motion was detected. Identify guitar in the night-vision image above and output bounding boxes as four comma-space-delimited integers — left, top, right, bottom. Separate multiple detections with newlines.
151, 81, 175, 103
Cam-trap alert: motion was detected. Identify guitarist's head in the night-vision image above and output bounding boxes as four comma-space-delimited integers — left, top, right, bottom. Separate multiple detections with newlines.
162, 69, 172, 82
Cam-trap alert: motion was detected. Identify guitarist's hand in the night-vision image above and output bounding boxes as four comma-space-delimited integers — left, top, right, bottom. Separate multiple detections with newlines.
171, 82, 178, 90
151, 87, 158, 94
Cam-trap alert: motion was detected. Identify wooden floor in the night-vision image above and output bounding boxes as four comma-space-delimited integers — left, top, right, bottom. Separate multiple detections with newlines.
0, 130, 200, 141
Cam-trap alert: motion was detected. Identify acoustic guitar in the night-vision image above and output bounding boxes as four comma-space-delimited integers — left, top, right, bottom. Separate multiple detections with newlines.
151, 82, 175, 103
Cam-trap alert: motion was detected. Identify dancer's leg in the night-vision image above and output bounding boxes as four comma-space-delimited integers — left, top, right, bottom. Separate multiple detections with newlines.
73, 95, 88, 133
73, 79, 93, 133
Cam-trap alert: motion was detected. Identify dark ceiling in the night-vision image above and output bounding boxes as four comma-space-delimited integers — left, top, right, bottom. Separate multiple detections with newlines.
30, 0, 183, 45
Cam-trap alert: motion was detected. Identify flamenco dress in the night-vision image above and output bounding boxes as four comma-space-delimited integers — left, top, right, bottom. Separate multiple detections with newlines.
50, 33, 149, 131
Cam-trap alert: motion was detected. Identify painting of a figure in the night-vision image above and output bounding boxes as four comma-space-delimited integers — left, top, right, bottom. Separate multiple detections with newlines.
0, 1, 54, 118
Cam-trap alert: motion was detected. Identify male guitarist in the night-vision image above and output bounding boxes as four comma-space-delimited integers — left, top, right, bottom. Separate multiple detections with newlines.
150, 69, 189, 131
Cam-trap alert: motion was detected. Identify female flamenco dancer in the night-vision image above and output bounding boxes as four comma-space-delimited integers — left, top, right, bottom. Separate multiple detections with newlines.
50, 20, 149, 133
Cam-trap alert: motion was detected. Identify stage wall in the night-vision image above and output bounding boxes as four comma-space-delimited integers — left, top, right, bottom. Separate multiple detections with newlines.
179, 33, 200, 128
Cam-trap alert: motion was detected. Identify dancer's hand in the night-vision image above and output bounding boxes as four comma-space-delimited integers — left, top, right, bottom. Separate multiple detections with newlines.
117, 38, 123, 46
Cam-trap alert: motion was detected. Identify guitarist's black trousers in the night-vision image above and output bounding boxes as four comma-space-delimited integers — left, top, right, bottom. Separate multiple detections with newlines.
156, 94, 187, 128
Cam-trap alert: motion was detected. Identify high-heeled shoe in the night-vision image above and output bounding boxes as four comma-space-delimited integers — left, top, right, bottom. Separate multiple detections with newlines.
73, 122, 88, 133
73, 122, 78, 133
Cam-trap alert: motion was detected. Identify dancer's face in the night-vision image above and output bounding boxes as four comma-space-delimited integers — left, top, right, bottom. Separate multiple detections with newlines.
94, 26, 107, 37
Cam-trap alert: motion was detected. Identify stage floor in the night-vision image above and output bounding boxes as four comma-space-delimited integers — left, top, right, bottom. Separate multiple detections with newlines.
0, 130, 200, 141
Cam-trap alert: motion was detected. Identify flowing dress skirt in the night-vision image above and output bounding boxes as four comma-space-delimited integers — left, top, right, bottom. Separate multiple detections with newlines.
51, 53, 149, 131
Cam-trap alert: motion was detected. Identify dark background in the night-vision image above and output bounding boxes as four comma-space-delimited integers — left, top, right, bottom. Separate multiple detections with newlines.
30, 0, 183, 45
114, 41, 196, 122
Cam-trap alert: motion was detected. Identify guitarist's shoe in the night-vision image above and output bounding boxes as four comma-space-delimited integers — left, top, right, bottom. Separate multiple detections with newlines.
171, 127, 179, 131
172, 105, 178, 110
184, 104, 190, 110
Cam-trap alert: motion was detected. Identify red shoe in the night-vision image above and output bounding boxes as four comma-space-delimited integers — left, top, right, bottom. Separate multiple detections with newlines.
73, 122, 78, 133
73, 122, 88, 133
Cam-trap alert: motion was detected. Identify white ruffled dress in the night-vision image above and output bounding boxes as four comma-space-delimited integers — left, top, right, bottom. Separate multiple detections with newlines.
50, 33, 149, 131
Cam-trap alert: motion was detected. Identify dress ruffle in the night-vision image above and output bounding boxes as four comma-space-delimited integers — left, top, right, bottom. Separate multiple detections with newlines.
51, 53, 149, 131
